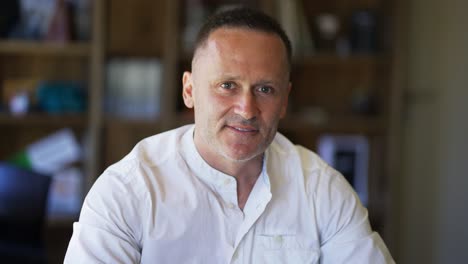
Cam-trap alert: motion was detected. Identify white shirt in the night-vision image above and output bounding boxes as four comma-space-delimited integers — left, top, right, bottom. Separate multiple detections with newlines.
64, 125, 394, 263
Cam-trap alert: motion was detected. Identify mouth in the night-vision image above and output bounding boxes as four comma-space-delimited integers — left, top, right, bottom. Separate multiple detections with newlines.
226, 125, 259, 134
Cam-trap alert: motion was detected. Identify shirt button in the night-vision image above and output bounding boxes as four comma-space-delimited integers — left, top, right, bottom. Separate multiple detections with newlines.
232, 250, 239, 261
224, 178, 231, 186
274, 235, 283, 244
227, 203, 236, 209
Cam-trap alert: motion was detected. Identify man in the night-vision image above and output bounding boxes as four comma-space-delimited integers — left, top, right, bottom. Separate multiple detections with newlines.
65, 7, 394, 263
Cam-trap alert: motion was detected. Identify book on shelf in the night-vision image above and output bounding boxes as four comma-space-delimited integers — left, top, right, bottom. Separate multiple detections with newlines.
106, 59, 163, 120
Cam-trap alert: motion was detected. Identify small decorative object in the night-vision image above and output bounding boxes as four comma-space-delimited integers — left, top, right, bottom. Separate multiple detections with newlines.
351, 87, 377, 115
9, 91, 30, 116
45, 0, 74, 42
318, 135, 369, 205
312, 13, 341, 52
2, 78, 40, 114
350, 10, 377, 53
9, 0, 56, 40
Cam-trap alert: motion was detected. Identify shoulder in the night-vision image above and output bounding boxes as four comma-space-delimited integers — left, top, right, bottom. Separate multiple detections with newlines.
121, 125, 192, 167
89, 125, 193, 201
270, 132, 364, 234
268, 135, 392, 261
270, 132, 328, 170
271, 131, 356, 196
269, 132, 340, 190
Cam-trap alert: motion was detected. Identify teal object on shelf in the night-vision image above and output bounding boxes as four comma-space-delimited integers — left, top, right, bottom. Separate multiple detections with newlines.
36, 81, 86, 114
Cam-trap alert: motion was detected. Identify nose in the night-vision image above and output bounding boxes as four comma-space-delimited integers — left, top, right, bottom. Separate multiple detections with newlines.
234, 91, 258, 120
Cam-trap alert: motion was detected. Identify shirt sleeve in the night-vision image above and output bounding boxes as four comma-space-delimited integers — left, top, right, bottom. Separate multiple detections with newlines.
314, 166, 395, 264
64, 166, 145, 264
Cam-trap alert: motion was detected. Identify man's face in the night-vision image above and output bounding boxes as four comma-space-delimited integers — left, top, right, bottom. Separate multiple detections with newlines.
183, 28, 291, 163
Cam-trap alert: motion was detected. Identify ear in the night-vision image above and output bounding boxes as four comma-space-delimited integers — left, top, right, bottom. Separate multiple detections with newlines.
182, 71, 194, 108
280, 82, 291, 118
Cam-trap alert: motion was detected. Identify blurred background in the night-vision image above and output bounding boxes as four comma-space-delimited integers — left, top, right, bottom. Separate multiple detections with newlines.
0, 0, 466, 263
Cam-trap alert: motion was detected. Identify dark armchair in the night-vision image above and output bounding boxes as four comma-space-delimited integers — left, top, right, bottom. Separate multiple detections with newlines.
0, 162, 51, 264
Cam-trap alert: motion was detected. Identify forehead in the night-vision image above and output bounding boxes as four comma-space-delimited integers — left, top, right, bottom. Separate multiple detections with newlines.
207, 27, 282, 45
193, 27, 289, 75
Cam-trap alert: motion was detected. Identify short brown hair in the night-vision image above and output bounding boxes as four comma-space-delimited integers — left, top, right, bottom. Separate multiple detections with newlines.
194, 7, 292, 67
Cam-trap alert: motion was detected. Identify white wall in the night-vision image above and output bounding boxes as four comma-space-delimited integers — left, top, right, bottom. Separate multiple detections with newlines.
399, 0, 468, 263
434, 0, 468, 262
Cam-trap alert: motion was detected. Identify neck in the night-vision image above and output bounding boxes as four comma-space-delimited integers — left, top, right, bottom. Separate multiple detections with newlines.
200, 145, 264, 181
216, 156, 263, 210
193, 128, 265, 180
193, 133, 265, 210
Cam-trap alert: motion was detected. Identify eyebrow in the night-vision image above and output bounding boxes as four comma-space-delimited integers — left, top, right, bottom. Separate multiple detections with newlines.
255, 79, 276, 85
217, 74, 279, 85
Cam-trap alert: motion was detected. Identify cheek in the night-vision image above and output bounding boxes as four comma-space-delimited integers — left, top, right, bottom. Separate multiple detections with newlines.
206, 94, 231, 114
194, 92, 226, 121
261, 98, 287, 117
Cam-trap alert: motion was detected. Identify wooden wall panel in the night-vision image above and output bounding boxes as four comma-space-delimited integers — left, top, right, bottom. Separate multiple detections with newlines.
107, 0, 167, 57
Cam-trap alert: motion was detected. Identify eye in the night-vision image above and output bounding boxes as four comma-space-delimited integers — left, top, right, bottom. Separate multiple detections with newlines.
220, 82, 235, 89
257, 85, 273, 94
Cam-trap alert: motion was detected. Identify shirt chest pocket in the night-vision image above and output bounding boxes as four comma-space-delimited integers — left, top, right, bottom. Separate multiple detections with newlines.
254, 234, 320, 264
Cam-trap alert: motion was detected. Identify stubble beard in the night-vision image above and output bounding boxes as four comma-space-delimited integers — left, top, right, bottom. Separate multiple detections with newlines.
209, 121, 278, 163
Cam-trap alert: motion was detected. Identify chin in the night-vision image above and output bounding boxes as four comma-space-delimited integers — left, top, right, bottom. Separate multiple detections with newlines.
219, 146, 264, 163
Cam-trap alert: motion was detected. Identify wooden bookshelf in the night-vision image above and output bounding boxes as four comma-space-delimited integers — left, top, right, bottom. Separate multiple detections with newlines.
0, 0, 103, 204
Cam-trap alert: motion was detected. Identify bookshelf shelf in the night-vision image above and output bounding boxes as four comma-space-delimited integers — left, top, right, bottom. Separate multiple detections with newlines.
280, 115, 385, 135
0, 113, 87, 127
295, 54, 385, 66
104, 117, 163, 127
0, 40, 91, 57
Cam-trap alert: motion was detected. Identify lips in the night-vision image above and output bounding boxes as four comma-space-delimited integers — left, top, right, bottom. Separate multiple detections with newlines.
226, 125, 259, 133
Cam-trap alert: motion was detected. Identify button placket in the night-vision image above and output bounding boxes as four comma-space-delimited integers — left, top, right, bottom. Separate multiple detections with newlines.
218, 176, 238, 213
217, 183, 242, 248
231, 243, 244, 264
232, 250, 239, 262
